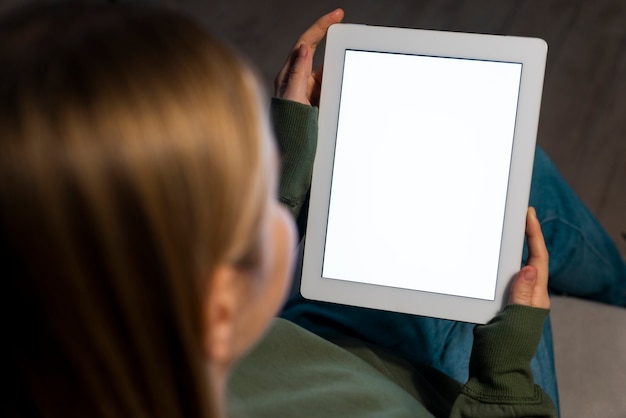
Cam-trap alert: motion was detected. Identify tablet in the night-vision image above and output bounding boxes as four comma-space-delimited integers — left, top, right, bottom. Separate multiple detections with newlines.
300, 23, 547, 324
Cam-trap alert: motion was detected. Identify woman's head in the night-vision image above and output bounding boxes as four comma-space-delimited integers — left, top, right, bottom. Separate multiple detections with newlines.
0, 3, 294, 417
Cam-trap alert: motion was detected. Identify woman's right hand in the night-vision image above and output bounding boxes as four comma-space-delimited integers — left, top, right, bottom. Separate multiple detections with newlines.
509, 207, 550, 309
274, 8, 344, 107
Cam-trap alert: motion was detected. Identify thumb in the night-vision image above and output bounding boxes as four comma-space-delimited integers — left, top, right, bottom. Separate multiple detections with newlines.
509, 266, 538, 306
279, 43, 313, 104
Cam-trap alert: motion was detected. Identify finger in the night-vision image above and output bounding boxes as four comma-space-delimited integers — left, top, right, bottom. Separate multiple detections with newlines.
311, 66, 324, 86
509, 266, 538, 306
293, 8, 344, 54
525, 207, 549, 290
509, 265, 550, 309
280, 44, 314, 104
306, 66, 324, 107
509, 207, 550, 309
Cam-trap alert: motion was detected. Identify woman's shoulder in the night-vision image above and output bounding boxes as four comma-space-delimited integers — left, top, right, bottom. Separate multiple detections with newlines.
227, 318, 437, 418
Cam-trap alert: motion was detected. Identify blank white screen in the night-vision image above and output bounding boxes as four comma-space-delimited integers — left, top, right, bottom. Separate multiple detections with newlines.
322, 50, 522, 300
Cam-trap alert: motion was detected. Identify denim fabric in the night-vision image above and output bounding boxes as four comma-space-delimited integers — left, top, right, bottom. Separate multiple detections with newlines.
525, 148, 626, 305
281, 147, 626, 417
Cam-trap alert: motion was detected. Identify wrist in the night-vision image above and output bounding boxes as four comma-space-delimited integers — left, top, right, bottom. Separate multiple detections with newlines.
465, 304, 549, 400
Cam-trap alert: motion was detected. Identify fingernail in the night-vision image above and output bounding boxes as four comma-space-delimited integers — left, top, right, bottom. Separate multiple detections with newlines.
523, 268, 537, 283
299, 44, 308, 58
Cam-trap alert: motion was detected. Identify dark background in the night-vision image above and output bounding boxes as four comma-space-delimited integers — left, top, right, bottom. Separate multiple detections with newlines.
3, 0, 625, 256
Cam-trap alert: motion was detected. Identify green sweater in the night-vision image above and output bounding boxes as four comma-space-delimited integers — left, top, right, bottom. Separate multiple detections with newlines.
226, 99, 557, 418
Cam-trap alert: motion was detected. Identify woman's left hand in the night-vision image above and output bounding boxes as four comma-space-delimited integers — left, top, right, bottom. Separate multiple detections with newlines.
274, 8, 344, 106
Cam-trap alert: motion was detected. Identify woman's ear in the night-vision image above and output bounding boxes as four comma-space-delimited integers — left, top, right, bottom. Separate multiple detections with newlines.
203, 263, 240, 368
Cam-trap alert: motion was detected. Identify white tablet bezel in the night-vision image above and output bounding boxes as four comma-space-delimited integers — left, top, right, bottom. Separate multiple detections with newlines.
300, 23, 547, 324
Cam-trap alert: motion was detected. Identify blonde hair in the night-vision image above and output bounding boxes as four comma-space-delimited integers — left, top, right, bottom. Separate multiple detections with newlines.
0, 3, 273, 417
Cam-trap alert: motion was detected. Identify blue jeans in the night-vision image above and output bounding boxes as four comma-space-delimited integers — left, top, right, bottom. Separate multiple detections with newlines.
281, 147, 626, 416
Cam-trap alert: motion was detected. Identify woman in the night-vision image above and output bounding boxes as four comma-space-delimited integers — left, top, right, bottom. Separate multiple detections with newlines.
1, 3, 574, 418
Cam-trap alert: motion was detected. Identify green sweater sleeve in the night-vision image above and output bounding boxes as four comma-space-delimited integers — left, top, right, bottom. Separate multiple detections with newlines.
270, 97, 318, 223
450, 305, 558, 417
